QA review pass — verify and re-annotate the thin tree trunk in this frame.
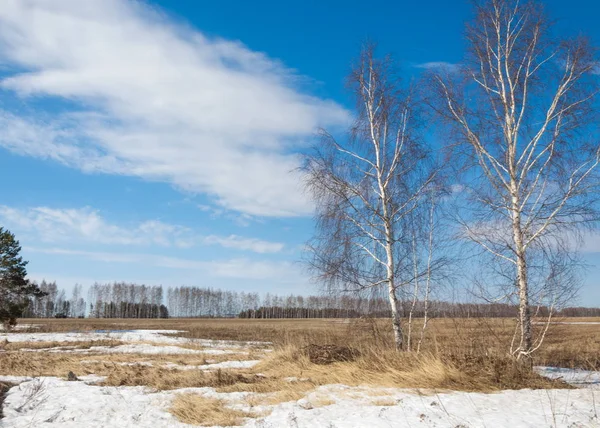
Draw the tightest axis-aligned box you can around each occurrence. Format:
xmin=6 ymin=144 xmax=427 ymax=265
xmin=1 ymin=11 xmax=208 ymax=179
xmin=511 ymin=197 xmax=532 ymax=359
xmin=388 ymin=280 xmax=403 ymax=350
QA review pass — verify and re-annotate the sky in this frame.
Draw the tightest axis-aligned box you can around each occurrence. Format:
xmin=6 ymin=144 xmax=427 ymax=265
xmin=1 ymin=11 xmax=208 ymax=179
xmin=0 ymin=0 xmax=598 ymax=305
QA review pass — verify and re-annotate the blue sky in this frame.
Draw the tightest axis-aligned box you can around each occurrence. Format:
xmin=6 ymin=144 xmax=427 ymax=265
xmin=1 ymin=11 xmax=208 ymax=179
xmin=0 ymin=0 xmax=598 ymax=304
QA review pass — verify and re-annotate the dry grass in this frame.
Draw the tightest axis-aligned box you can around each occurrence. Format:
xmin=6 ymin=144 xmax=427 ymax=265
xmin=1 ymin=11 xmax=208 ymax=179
xmin=101 ymin=366 xmax=260 ymax=390
xmin=228 ymin=378 xmax=317 ymax=405
xmin=370 ymin=397 xmax=397 ymax=406
xmin=15 ymin=316 xmax=600 ymax=370
xmin=170 ymin=393 xmax=254 ymax=426
xmin=0 ymin=350 xmax=256 ymax=382
xmin=302 ymin=394 xmax=336 ymax=409
xmin=1 ymin=316 xmax=596 ymax=427
xmin=0 ymin=339 xmax=123 ymax=352
xmin=250 ymin=345 xmax=564 ymax=393
xmin=5 ymin=316 xmax=598 ymax=393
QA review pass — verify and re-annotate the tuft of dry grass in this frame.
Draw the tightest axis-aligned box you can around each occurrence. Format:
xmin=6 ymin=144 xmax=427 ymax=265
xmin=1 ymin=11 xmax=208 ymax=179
xmin=170 ymin=393 xmax=254 ymax=426
xmin=301 ymin=394 xmax=336 ymax=409
xmin=0 ymin=353 xmax=93 ymax=378
xmin=0 ymin=351 xmax=259 ymax=386
xmin=101 ymin=366 xmax=260 ymax=390
xmin=235 ymin=379 xmax=316 ymax=406
xmin=249 ymin=344 xmax=568 ymax=392
xmin=370 ymin=397 xmax=397 ymax=406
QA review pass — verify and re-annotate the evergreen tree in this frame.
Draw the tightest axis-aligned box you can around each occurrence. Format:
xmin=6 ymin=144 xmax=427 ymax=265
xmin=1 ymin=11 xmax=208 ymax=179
xmin=0 ymin=228 xmax=44 ymax=327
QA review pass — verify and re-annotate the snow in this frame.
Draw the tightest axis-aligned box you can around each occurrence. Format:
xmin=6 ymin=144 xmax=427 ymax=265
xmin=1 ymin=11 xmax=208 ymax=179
xmin=20 ymin=343 xmax=234 ymax=355
xmin=0 ymin=376 xmax=34 ymax=384
xmin=244 ymin=384 xmax=600 ymax=427
xmin=2 ymin=329 xmax=262 ymax=356
xmin=1 ymin=377 xmax=190 ymax=428
xmin=161 ymin=360 xmax=261 ymax=371
xmin=76 ymin=374 xmax=107 ymax=384
xmin=0 ymin=324 xmax=39 ymax=331
xmin=0 ymin=329 xmax=269 ymax=349
xmin=534 ymin=321 xmax=600 ymax=325
xmin=2 ymin=379 xmax=598 ymax=428
xmin=0 ymin=329 xmax=181 ymax=344
xmin=536 ymin=366 xmax=600 ymax=389
xmin=75 ymin=359 xmax=260 ymax=371
xmin=3 ymin=328 xmax=599 ymax=427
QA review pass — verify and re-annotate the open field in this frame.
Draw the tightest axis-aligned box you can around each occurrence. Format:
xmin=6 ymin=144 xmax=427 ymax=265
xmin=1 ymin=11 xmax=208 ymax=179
xmin=9 ymin=316 xmax=600 ymax=369
xmin=1 ymin=317 xmax=599 ymax=427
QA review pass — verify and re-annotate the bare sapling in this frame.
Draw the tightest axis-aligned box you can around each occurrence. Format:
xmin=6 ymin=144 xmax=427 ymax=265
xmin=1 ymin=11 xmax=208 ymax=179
xmin=303 ymin=45 xmax=441 ymax=350
xmin=432 ymin=0 xmax=600 ymax=360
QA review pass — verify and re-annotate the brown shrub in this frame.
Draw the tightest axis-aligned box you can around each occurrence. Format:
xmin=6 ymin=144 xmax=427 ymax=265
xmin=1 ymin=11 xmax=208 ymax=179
xmin=303 ymin=344 xmax=359 ymax=365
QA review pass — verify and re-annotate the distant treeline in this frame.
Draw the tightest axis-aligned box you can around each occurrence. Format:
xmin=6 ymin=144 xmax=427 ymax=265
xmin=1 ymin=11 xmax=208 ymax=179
xmin=20 ymin=281 xmax=600 ymax=319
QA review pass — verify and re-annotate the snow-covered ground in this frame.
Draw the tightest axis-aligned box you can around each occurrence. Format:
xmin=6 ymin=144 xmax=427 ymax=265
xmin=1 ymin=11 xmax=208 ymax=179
xmin=0 ymin=329 xmax=269 ymax=348
xmin=19 ymin=343 xmax=240 ymax=355
xmin=536 ymin=366 xmax=600 ymax=389
xmin=1 ymin=378 xmax=598 ymax=428
xmin=1 ymin=328 xmax=599 ymax=427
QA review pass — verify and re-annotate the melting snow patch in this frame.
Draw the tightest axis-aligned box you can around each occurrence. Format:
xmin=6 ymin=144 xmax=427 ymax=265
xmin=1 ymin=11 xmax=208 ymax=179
xmin=161 ymin=360 xmax=261 ymax=371
xmin=0 ymin=329 xmax=186 ymax=345
xmin=0 ymin=329 xmax=270 ymax=349
xmin=243 ymin=384 xmax=599 ymax=428
xmin=1 ymin=377 xmax=189 ymax=428
xmin=0 ymin=375 xmax=34 ymax=384
xmin=535 ymin=366 xmax=600 ymax=389
xmin=2 ymin=380 xmax=599 ymax=427
xmin=77 ymin=374 xmax=107 ymax=384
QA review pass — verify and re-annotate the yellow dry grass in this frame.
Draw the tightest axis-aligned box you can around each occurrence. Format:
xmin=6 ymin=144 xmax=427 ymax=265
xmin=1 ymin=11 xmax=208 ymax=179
xmin=249 ymin=345 xmax=564 ymax=393
xmin=302 ymin=394 xmax=336 ymax=409
xmin=5 ymin=316 xmax=597 ymax=393
xmin=370 ymin=398 xmax=397 ymax=406
xmin=0 ymin=349 xmax=256 ymax=383
xmin=0 ymin=339 xmax=123 ymax=351
xmin=170 ymin=393 xmax=254 ymax=426
xmin=15 ymin=316 xmax=600 ymax=370
xmin=101 ymin=366 xmax=261 ymax=390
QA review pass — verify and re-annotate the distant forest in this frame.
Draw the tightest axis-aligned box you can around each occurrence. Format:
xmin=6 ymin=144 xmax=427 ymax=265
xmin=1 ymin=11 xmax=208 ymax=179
xmin=20 ymin=281 xmax=600 ymax=319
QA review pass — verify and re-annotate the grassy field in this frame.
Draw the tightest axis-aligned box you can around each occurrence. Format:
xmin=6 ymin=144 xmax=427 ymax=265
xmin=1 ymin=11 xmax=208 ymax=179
xmin=2 ymin=317 xmax=599 ymax=426
xmin=12 ymin=316 xmax=600 ymax=370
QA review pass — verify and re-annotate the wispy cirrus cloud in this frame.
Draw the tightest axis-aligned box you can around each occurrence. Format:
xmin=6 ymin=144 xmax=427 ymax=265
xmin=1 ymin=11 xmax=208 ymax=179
xmin=414 ymin=61 xmax=462 ymax=73
xmin=0 ymin=0 xmax=349 ymax=217
xmin=204 ymin=235 xmax=284 ymax=254
xmin=0 ymin=205 xmax=284 ymax=253
xmin=25 ymin=247 xmax=298 ymax=280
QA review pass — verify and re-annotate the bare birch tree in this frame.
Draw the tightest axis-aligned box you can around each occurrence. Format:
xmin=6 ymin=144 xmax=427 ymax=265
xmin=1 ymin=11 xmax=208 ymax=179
xmin=303 ymin=46 xmax=440 ymax=350
xmin=432 ymin=0 xmax=600 ymax=360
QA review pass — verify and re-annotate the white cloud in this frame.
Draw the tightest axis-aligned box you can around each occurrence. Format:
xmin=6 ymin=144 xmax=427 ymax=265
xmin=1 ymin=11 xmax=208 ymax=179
xmin=25 ymin=247 xmax=298 ymax=280
xmin=0 ymin=205 xmax=284 ymax=253
xmin=204 ymin=235 xmax=284 ymax=254
xmin=0 ymin=0 xmax=349 ymax=217
xmin=414 ymin=61 xmax=461 ymax=73
xmin=0 ymin=205 xmax=191 ymax=247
